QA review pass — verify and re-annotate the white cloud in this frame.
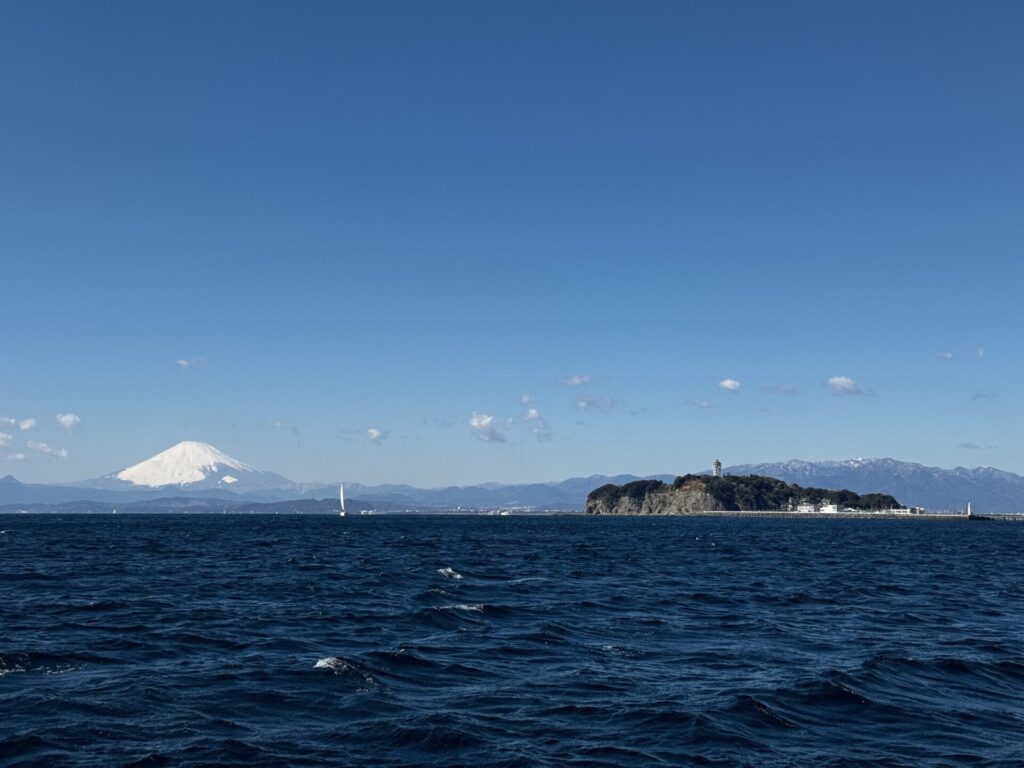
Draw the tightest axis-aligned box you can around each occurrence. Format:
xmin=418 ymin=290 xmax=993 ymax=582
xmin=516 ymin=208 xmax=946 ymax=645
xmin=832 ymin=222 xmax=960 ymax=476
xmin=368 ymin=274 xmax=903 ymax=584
xmin=520 ymin=394 xmax=535 ymax=405
xmin=688 ymin=399 xmax=716 ymax=409
xmin=28 ymin=441 xmax=68 ymax=458
xmin=976 ymin=347 xmax=985 ymax=359
xmin=718 ymin=379 xmax=741 ymax=392
xmin=0 ymin=432 xmax=11 ymax=447
xmin=56 ymin=413 xmax=81 ymax=431
xmin=560 ymin=374 xmax=592 ymax=387
xmin=6 ymin=452 xmax=26 ymax=461
xmin=0 ymin=417 xmax=15 ymax=427
xmin=469 ymin=412 xmax=506 ymax=443
xmin=827 ymin=376 xmax=867 ymax=397
xmin=175 ymin=358 xmax=206 ymax=368
xmin=523 ymin=408 xmax=552 ymax=441
xmin=18 ymin=418 xmax=35 ymax=431
xmin=574 ymin=395 xmax=615 ymax=413
xmin=938 ymin=351 xmax=953 ymax=361
xmin=366 ymin=428 xmax=389 ymax=445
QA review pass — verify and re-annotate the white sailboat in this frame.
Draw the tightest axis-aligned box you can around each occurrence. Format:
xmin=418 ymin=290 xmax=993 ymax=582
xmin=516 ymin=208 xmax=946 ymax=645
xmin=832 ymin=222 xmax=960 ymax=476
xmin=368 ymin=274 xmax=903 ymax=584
xmin=339 ymin=483 xmax=347 ymax=517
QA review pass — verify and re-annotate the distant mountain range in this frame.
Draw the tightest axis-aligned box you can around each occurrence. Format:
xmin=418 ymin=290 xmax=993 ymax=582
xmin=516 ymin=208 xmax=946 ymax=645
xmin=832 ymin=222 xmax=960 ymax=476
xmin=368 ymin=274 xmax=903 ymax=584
xmin=724 ymin=459 xmax=1024 ymax=512
xmin=0 ymin=441 xmax=669 ymax=511
xmin=1 ymin=441 xmax=1022 ymax=512
xmin=347 ymin=475 xmax=686 ymax=511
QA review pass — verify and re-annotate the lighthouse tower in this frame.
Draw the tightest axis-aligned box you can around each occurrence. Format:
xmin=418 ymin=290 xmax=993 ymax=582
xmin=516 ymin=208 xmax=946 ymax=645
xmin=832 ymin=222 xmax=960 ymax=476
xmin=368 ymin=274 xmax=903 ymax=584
xmin=713 ymin=459 xmax=722 ymax=478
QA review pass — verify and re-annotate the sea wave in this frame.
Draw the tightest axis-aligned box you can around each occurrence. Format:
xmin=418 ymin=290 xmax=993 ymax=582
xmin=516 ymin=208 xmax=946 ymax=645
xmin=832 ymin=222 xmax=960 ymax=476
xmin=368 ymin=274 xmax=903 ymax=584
xmin=2 ymin=513 xmax=1022 ymax=767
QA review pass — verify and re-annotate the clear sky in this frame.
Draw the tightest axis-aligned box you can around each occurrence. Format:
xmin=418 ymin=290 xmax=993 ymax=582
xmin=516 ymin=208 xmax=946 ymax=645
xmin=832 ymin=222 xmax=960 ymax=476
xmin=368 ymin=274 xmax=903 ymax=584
xmin=2 ymin=1 xmax=1022 ymax=486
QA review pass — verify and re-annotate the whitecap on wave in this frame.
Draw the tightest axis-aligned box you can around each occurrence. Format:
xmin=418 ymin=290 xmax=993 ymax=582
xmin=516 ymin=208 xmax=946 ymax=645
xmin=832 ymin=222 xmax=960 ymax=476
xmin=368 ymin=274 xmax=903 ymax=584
xmin=313 ymin=656 xmax=384 ymax=690
xmin=314 ymin=656 xmax=350 ymax=672
xmin=0 ymin=661 xmax=25 ymax=677
xmin=437 ymin=567 xmax=463 ymax=580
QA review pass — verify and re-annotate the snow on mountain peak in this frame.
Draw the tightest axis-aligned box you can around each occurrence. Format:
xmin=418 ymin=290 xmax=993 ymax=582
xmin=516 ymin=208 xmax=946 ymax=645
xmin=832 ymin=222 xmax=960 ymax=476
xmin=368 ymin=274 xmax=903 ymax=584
xmin=116 ymin=441 xmax=255 ymax=487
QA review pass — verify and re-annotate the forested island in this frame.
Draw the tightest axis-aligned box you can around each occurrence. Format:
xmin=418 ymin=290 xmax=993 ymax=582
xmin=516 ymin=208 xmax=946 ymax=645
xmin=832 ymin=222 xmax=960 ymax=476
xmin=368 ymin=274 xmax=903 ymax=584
xmin=587 ymin=474 xmax=902 ymax=516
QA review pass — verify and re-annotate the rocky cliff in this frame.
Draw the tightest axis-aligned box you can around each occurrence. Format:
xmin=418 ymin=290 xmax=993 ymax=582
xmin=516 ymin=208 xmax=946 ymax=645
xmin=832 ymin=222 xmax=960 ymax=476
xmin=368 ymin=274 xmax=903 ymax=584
xmin=587 ymin=480 xmax=723 ymax=515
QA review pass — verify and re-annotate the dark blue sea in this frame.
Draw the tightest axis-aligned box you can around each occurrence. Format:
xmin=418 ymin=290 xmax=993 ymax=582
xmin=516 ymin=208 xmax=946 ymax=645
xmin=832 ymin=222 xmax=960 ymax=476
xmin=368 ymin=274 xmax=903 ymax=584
xmin=2 ymin=515 xmax=1022 ymax=767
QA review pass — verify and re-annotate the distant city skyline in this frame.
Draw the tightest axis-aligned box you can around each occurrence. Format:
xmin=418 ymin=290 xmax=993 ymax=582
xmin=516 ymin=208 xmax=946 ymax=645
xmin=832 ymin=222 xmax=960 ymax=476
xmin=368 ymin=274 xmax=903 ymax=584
xmin=2 ymin=2 xmax=1021 ymax=485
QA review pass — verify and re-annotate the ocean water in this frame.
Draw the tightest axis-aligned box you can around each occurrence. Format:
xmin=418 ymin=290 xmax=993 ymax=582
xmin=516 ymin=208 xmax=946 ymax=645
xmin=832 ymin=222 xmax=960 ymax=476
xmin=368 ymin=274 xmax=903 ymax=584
xmin=1 ymin=514 xmax=1022 ymax=767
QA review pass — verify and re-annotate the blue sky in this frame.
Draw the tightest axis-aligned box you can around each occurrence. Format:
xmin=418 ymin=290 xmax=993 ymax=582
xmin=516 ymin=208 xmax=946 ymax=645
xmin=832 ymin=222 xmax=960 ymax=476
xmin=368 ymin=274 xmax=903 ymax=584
xmin=1 ymin=1 xmax=1022 ymax=486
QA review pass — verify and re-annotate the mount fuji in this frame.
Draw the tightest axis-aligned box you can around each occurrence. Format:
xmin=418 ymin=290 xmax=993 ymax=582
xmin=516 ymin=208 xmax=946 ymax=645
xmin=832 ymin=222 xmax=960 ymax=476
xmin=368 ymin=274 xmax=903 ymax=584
xmin=99 ymin=441 xmax=296 ymax=493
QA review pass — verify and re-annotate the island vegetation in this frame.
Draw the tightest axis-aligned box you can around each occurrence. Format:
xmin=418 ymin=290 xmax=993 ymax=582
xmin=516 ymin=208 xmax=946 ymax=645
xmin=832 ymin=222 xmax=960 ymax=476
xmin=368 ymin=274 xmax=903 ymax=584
xmin=587 ymin=474 xmax=901 ymax=515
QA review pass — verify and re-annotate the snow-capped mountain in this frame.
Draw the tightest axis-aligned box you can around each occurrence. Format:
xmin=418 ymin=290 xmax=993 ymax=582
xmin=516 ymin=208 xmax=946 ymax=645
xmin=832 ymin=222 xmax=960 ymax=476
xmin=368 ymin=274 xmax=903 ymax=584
xmin=725 ymin=458 xmax=1024 ymax=512
xmin=105 ymin=441 xmax=295 ymax=493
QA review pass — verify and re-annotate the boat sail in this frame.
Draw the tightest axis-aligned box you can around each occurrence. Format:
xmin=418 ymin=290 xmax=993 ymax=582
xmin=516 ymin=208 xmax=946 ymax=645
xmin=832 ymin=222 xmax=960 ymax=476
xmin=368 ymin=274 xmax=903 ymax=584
xmin=339 ymin=483 xmax=346 ymax=517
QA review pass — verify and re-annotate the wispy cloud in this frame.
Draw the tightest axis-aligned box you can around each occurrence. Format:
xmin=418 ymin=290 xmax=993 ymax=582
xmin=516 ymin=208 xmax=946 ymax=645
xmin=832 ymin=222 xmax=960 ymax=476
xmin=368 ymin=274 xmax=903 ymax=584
xmin=268 ymin=420 xmax=298 ymax=436
xmin=0 ymin=432 xmax=11 ymax=447
xmin=560 ymin=374 xmax=592 ymax=387
xmin=520 ymin=394 xmax=535 ymax=405
xmin=524 ymin=407 xmax=552 ymax=442
xmin=175 ymin=358 xmax=206 ymax=368
xmin=827 ymin=376 xmax=867 ymax=397
xmin=957 ymin=442 xmax=983 ymax=450
xmin=469 ymin=413 xmax=506 ymax=443
xmin=423 ymin=417 xmax=455 ymax=429
xmin=761 ymin=384 xmax=799 ymax=396
xmin=366 ymin=428 xmax=389 ymax=445
xmin=938 ymin=351 xmax=953 ymax=361
xmin=1 ymin=416 xmax=34 ymax=430
xmin=688 ymin=399 xmax=716 ymax=409
xmin=6 ymin=453 xmax=25 ymax=462
xmin=56 ymin=413 xmax=81 ymax=431
xmin=976 ymin=347 xmax=985 ymax=359
xmin=718 ymin=379 xmax=741 ymax=393
xmin=971 ymin=390 xmax=995 ymax=401
xmin=28 ymin=441 xmax=68 ymax=458
xmin=574 ymin=396 xmax=615 ymax=413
